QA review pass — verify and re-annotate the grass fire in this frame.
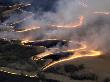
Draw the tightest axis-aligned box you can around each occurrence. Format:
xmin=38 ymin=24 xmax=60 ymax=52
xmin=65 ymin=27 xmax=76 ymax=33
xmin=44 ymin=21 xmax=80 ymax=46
xmin=0 ymin=0 xmax=110 ymax=82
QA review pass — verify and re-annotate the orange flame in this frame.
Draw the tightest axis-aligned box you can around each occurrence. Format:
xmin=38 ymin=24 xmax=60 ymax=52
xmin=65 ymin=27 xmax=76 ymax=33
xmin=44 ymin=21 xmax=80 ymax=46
xmin=51 ymin=16 xmax=84 ymax=28
xmin=16 ymin=24 xmax=40 ymax=32
xmin=33 ymin=42 xmax=102 ymax=70
xmin=32 ymin=50 xmax=53 ymax=61
xmin=16 ymin=15 xmax=84 ymax=32
xmin=21 ymin=40 xmax=33 ymax=44
xmin=42 ymin=50 xmax=101 ymax=70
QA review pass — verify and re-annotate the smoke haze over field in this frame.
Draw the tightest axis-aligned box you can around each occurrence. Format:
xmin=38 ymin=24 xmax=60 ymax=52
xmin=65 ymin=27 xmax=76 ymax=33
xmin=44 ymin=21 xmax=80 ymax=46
xmin=0 ymin=0 xmax=110 ymax=52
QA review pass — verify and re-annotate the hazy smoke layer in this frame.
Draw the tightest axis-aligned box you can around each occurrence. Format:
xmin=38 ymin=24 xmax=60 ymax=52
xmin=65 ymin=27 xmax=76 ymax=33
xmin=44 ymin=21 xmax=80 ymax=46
xmin=0 ymin=0 xmax=110 ymax=53
xmin=38 ymin=0 xmax=110 ymax=24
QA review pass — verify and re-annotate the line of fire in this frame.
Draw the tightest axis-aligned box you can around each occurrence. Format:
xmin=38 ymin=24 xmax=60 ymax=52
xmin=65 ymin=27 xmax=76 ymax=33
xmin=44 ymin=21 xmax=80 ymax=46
xmin=0 ymin=1 xmax=110 ymax=79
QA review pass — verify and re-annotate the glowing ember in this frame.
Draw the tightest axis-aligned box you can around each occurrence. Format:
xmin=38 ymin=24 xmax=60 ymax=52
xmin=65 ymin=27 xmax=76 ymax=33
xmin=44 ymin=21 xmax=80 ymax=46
xmin=51 ymin=16 xmax=84 ymax=28
xmin=21 ymin=40 xmax=34 ymax=44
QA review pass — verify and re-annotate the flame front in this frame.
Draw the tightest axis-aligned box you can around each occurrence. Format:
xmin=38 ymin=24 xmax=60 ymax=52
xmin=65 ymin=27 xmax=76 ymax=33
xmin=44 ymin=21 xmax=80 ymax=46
xmin=21 ymin=39 xmax=34 ymax=44
xmin=43 ymin=50 xmax=101 ymax=70
xmin=19 ymin=12 xmax=104 ymax=71
xmin=51 ymin=16 xmax=84 ymax=28
xmin=16 ymin=24 xmax=40 ymax=33
xmin=32 ymin=50 xmax=53 ymax=61
xmin=33 ymin=43 xmax=102 ymax=70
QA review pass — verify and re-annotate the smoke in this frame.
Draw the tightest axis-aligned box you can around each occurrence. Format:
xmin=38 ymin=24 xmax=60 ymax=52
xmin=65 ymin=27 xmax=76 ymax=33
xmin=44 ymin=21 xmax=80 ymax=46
xmin=84 ymin=18 xmax=110 ymax=53
xmin=40 ymin=0 xmax=110 ymax=53
xmin=37 ymin=0 xmax=87 ymax=24
xmin=0 ymin=0 xmax=110 ymax=53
